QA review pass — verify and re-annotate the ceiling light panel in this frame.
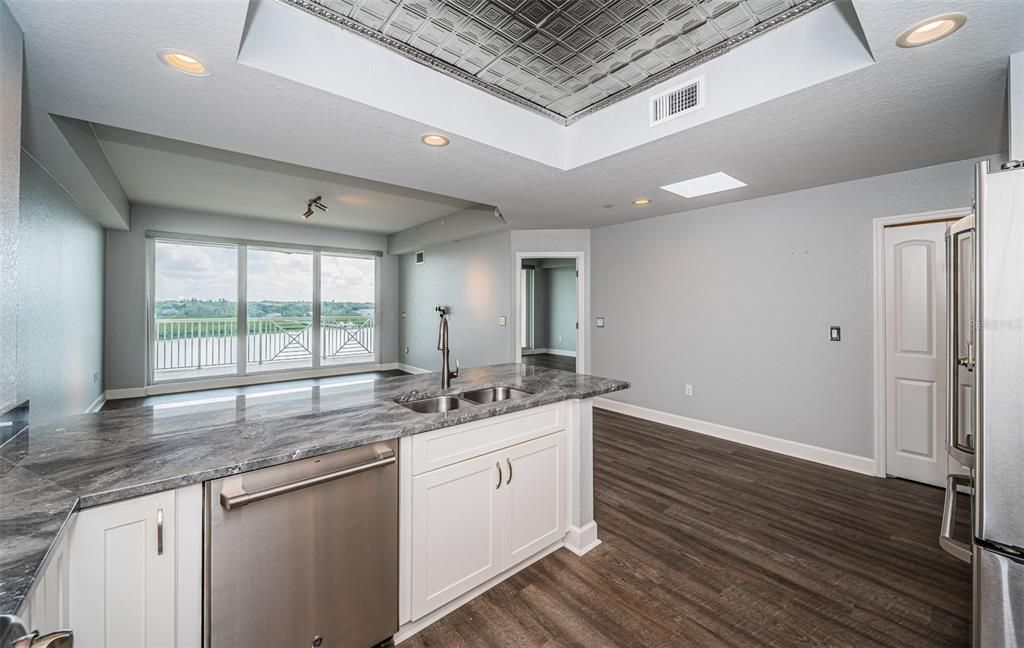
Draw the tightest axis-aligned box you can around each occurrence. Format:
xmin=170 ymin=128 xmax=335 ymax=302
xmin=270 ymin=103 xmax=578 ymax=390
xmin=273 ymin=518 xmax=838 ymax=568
xmin=660 ymin=172 xmax=746 ymax=197
xmin=284 ymin=0 xmax=832 ymax=123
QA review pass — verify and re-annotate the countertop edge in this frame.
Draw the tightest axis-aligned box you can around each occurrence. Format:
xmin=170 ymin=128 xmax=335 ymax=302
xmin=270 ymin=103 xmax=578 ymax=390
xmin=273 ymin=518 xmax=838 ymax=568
xmin=0 ymin=373 xmax=628 ymax=614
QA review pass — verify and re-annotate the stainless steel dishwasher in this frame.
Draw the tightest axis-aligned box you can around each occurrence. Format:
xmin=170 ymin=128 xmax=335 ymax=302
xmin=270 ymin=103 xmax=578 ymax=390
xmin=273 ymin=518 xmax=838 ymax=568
xmin=205 ymin=440 xmax=398 ymax=648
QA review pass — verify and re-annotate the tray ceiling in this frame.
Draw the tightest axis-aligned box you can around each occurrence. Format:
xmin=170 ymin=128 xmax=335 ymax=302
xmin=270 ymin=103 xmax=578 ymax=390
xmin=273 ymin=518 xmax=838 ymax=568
xmin=284 ymin=0 xmax=832 ymax=123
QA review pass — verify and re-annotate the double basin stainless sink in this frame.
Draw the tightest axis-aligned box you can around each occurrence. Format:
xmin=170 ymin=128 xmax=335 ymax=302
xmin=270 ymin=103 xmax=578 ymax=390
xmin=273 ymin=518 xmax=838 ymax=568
xmin=398 ymin=386 xmax=531 ymax=414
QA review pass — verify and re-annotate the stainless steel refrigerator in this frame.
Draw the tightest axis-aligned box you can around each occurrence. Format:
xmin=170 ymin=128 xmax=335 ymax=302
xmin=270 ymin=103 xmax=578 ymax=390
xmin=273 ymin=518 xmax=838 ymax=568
xmin=943 ymin=159 xmax=1024 ymax=647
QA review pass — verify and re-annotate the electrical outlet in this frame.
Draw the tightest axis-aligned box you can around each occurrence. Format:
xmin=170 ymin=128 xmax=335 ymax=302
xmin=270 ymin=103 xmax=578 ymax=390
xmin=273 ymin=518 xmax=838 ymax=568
xmin=596 ymin=317 xmax=606 ymax=328
xmin=558 ymin=336 xmax=562 ymax=343
xmin=685 ymin=384 xmax=693 ymax=397
xmin=404 ymin=346 xmax=409 ymax=354
xmin=498 ymin=316 xmax=507 ymax=326
xmin=93 ymin=371 xmax=100 ymax=384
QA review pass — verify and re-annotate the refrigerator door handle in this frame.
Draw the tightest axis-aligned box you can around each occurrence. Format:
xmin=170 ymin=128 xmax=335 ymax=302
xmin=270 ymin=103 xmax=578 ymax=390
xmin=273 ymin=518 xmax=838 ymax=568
xmin=940 ymin=473 xmax=973 ymax=564
xmin=945 ymin=220 xmax=976 ymax=468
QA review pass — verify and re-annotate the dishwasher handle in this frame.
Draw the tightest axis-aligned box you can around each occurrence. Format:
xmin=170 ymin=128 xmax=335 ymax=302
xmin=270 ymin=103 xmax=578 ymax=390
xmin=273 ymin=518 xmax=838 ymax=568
xmin=220 ymin=449 xmax=397 ymax=511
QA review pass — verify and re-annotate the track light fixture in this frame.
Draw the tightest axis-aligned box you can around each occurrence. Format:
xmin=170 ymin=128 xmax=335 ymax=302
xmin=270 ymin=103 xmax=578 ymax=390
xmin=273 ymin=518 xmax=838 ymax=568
xmin=302 ymin=195 xmax=328 ymax=220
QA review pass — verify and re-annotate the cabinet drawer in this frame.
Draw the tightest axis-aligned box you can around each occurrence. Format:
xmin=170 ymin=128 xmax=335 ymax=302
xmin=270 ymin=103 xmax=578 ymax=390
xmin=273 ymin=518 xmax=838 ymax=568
xmin=411 ymin=404 xmax=564 ymax=475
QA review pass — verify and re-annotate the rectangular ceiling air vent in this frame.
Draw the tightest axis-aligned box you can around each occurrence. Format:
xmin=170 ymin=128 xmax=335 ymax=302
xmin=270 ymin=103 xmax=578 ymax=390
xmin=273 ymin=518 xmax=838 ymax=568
xmin=415 ymin=251 xmax=425 ymax=264
xmin=650 ymin=76 xmax=704 ymax=127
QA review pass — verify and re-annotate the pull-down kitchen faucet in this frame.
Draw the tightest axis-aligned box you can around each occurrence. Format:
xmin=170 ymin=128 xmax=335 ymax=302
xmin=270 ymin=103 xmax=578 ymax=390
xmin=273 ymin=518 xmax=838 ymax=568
xmin=436 ymin=306 xmax=459 ymax=389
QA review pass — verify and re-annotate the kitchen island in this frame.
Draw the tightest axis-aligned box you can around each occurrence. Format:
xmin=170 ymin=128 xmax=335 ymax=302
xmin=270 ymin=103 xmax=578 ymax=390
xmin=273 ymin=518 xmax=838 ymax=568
xmin=0 ymin=364 xmax=627 ymax=644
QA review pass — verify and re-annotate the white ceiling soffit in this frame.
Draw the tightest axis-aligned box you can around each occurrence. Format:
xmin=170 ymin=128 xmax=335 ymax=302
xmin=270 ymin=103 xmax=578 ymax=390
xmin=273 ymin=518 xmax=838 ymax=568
xmin=92 ymin=123 xmax=478 ymax=233
xmin=238 ymin=0 xmax=872 ymax=170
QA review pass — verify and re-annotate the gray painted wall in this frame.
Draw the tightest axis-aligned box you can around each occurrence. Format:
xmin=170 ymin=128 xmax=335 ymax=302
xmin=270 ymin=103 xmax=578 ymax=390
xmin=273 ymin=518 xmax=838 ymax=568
xmin=399 ymin=230 xmax=513 ymax=372
xmin=17 ymin=152 xmax=105 ymax=423
xmin=0 ymin=0 xmax=22 ymax=410
xmin=544 ymin=265 xmax=577 ymax=353
xmin=592 ymin=156 xmax=989 ymax=459
xmin=524 ymin=260 xmax=576 ymax=353
xmin=105 ymin=205 xmax=398 ymax=390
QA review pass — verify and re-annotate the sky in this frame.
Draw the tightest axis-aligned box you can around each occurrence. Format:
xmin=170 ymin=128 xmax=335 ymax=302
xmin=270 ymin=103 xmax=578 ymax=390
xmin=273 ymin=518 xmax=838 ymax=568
xmin=154 ymin=241 xmax=375 ymax=302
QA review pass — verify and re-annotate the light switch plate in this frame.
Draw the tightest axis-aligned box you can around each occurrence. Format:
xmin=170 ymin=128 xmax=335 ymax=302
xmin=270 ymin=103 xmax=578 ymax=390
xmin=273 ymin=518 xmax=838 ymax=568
xmin=596 ymin=317 xmax=606 ymax=328
xmin=829 ymin=325 xmax=841 ymax=341
xmin=499 ymin=316 xmax=508 ymax=326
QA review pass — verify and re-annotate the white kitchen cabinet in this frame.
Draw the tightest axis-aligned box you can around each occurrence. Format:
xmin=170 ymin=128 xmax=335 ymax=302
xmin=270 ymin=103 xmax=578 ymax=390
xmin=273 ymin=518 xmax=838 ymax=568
xmin=68 ymin=485 xmax=202 ymax=648
xmin=502 ymin=432 xmax=567 ymax=568
xmin=410 ymin=451 xmax=503 ymax=620
xmin=409 ymin=430 xmax=567 ymax=621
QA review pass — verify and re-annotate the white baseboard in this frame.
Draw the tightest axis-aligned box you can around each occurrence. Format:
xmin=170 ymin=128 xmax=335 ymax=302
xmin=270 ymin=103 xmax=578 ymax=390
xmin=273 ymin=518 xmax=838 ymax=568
xmin=398 ymin=363 xmax=432 ymax=375
xmin=563 ymin=521 xmax=601 ymax=556
xmin=105 ymin=387 xmax=146 ymax=400
xmin=85 ymin=393 xmax=106 ymax=413
xmin=593 ymin=397 xmax=877 ymax=476
xmin=522 ymin=348 xmax=576 ymax=357
xmin=380 ymin=362 xmax=400 ymax=371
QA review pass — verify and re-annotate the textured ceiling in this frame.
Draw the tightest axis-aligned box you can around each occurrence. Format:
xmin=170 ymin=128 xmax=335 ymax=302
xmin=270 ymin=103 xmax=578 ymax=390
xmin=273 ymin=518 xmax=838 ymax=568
xmin=92 ymin=123 xmax=476 ymax=233
xmin=8 ymin=0 xmax=1024 ymax=232
xmin=285 ymin=0 xmax=830 ymax=122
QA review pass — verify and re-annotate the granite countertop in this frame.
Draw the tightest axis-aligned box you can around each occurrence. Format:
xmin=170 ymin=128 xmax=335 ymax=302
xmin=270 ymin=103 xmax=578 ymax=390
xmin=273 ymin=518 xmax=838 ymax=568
xmin=0 ymin=364 xmax=628 ymax=615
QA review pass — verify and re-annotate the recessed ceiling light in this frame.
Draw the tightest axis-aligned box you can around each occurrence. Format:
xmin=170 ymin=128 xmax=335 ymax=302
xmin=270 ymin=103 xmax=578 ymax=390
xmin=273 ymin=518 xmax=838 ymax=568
xmin=660 ymin=172 xmax=747 ymax=198
xmin=896 ymin=13 xmax=966 ymax=48
xmin=632 ymin=198 xmax=651 ymax=206
xmin=157 ymin=49 xmax=210 ymax=76
xmin=421 ymin=134 xmax=450 ymax=147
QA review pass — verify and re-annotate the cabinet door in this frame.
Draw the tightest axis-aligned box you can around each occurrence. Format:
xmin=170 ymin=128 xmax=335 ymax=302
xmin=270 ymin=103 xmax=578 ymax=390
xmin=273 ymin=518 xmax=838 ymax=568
xmin=69 ymin=490 xmax=176 ymax=648
xmin=410 ymin=452 xmax=502 ymax=620
xmin=502 ymin=432 xmax=567 ymax=569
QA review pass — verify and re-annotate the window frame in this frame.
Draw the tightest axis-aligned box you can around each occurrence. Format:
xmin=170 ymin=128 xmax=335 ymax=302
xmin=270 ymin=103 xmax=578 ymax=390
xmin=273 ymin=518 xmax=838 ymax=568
xmin=146 ymin=231 xmax=382 ymax=387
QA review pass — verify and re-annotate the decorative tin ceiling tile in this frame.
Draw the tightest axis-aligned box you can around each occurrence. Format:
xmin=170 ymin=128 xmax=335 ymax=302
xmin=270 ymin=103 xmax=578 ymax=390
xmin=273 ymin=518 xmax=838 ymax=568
xmin=520 ymin=0 xmax=557 ymax=25
xmin=285 ymin=0 xmax=832 ymax=123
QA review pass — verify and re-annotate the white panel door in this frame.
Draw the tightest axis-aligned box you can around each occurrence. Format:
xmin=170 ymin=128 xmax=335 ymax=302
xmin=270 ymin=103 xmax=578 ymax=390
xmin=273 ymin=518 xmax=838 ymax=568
xmin=410 ymin=452 xmax=502 ymax=620
xmin=69 ymin=490 xmax=177 ymax=648
xmin=884 ymin=222 xmax=949 ymax=486
xmin=501 ymin=433 xmax=567 ymax=569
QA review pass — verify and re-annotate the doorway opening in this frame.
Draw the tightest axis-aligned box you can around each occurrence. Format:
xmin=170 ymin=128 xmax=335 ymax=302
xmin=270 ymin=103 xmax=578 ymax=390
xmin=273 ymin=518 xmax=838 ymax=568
xmin=872 ymin=208 xmax=971 ymax=486
xmin=515 ymin=254 xmax=582 ymax=374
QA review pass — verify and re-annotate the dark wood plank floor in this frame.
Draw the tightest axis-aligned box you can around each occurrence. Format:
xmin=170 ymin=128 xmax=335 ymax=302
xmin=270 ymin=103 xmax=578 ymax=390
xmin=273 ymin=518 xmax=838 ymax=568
xmin=404 ymin=409 xmax=972 ymax=647
xmin=522 ymin=352 xmax=576 ymax=372
xmin=102 ymin=369 xmax=409 ymax=410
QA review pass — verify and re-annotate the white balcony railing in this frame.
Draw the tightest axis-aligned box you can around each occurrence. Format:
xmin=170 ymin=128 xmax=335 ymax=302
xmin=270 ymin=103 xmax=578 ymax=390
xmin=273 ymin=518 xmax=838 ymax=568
xmin=153 ymin=316 xmax=374 ymax=374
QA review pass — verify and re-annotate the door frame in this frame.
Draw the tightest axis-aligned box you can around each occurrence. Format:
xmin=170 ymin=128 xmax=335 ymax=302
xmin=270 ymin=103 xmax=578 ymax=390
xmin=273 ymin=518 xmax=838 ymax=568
xmin=872 ymin=207 xmax=972 ymax=478
xmin=514 ymin=252 xmax=585 ymax=374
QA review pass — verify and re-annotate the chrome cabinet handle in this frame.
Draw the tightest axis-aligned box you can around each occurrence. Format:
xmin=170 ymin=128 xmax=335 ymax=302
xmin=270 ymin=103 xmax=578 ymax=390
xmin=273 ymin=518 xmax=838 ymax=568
xmin=221 ymin=449 xmax=396 ymax=510
xmin=939 ymin=474 xmax=972 ymax=564
xmin=156 ymin=508 xmax=164 ymax=556
xmin=506 ymin=458 xmax=512 ymax=485
xmin=495 ymin=462 xmax=502 ymax=489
